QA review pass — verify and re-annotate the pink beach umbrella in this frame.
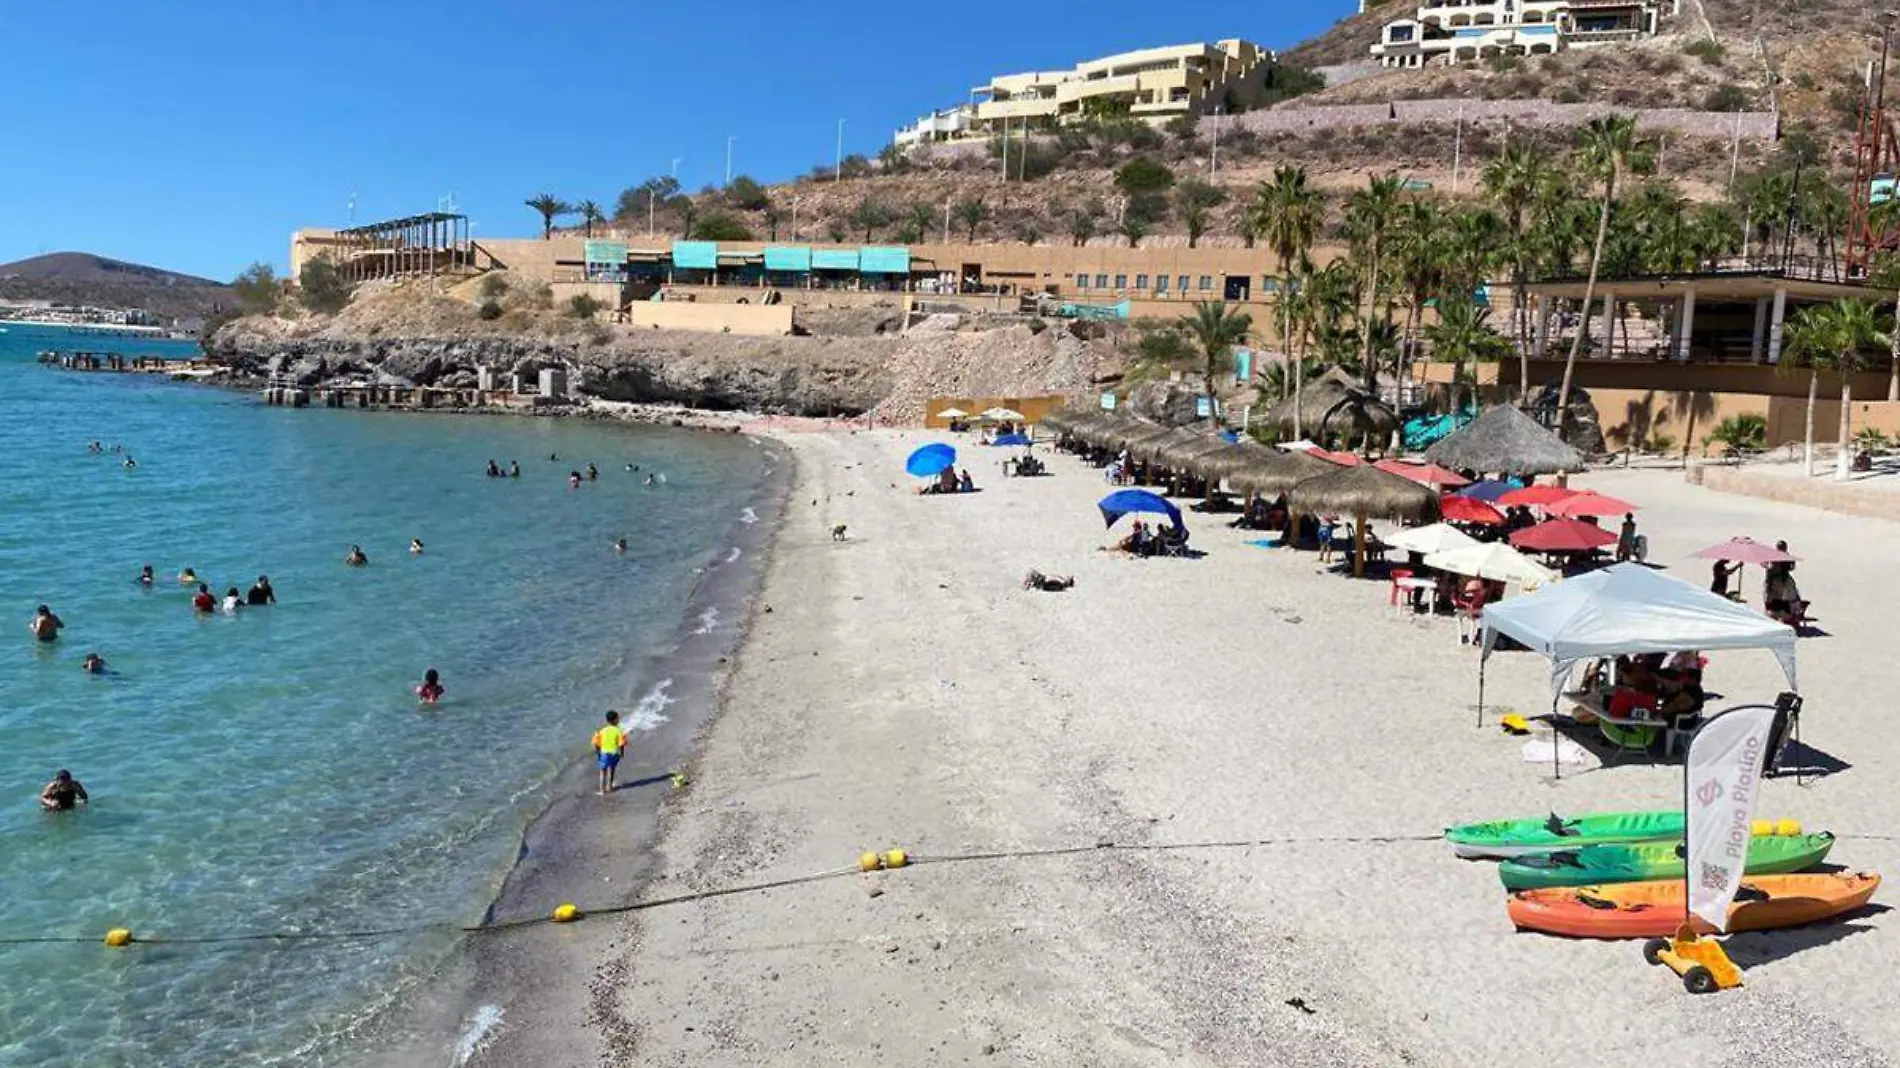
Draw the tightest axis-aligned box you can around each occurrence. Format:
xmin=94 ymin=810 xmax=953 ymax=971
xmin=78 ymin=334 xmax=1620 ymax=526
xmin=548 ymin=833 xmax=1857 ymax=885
xmin=1546 ymin=490 xmax=1639 ymax=518
xmin=1690 ymin=536 xmax=1798 ymax=566
xmin=1496 ymin=484 xmax=1575 ymax=509
xmin=1375 ymin=459 xmax=1472 ymax=489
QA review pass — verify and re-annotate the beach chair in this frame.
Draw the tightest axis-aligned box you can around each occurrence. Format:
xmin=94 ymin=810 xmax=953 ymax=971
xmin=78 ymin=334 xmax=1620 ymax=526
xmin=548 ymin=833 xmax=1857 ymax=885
xmin=1387 ymin=569 xmax=1414 ymax=618
xmin=1452 ymin=585 xmax=1487 ymax=646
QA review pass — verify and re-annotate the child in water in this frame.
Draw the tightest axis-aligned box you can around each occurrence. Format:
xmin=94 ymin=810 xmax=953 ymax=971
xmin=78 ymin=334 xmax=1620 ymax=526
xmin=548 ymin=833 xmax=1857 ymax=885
xmin=409 ymin=539 xmax=425 ymax=555
xmin=179 ymin=567 xmax=198 ymax=585
xmin=82 ymin=652 xmax=106 ymax=674
xmin=569 ymin=471 xmax=583 ymax=489
xmin=221 ymin=587 xmax=243 ymax=614
xmin=138 ymin=565 xmax=154 ymax=586
xmin=416 ymin=668 xmax=445 ymax=705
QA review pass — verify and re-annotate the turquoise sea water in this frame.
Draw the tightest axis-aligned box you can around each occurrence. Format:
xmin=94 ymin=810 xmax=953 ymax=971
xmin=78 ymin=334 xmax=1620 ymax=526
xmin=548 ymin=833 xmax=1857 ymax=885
xmin=0 ymin=326 xmax=772 ymax=1065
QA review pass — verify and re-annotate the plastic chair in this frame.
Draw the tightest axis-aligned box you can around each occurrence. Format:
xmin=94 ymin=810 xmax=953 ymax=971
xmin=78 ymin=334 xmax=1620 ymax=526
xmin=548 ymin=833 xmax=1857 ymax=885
xmin=1453 ymin=585 xmax=1488 ymax=645
xmin=1387 ymin=569 xmax=1415 ymax=617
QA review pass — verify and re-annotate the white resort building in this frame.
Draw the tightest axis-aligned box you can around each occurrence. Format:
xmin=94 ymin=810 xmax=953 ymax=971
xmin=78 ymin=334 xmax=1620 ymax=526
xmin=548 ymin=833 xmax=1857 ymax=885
xmin=894 ymin=106 xmax=976 ymax=150
xmin=1370 ymin=0 xmax=1669 ymax=68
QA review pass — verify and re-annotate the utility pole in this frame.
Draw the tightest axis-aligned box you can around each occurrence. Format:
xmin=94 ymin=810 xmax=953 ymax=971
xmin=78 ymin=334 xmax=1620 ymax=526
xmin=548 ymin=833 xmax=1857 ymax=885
xmin=1210 ymin=107 xmax=1221 ymax=178
xmin=1000 ymin=116 xmax=1010 ymax=181
xmin=836 ymin=119 xmax=846 ymax=182
xmin=725 ymin=136 xmax=737 ymax=186
xmin=1728 ymin=110 xmax=1743 ymax=196
xmin=1450 ymin=106 xmax=1465 ymax=196
xmin=943 ymin=201 xmax=951 ymax=244
xmin=792 ymin=196 xmax=801 ymax=239
xmin=347 ymin=191 xmax=356 ymax=225
xmin=648 ymin=189 xmax=656 ymax=237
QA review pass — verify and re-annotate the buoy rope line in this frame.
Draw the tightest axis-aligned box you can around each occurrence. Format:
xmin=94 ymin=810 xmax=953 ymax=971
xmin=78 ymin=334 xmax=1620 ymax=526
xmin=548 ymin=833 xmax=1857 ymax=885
xmin=5 ymin=830 xmax=1889 ymax=950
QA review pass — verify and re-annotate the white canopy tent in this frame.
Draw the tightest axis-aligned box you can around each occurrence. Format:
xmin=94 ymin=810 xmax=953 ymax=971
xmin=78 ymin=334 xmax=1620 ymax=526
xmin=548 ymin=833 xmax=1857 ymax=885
xmin=1477 ymin=564 xmax=1800 ymax=776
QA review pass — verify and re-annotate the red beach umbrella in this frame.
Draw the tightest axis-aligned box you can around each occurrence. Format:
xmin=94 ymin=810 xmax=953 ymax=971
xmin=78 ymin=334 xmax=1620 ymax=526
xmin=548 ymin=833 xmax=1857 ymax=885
xmin=1690 ymin=537 xmax=1798 ymax=566
xmin=1310 ymin=449 xmax=1365 ymax=466
xmin=1547 ymin=491 xmax=1639 ymax=518
xmin=1510 ymin=518 xmax=1618 ymax=553
xmin=1497 ymin=484 xmax=1575 ymax=508
xmin=1439 ymin=494 xmax=1506 ymax=526
xmin=1375 ymin=459 xmax=1472 ymax=488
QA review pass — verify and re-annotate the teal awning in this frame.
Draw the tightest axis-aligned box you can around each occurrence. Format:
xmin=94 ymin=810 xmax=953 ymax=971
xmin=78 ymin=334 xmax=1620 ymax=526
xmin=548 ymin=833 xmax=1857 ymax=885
xmin=859 ymin=246 xmax=911 ymax=274
xmin=812 ymin=249 xmax=859 ymax=270
xmin=671 ymin=241 xmax=718 ymax=270
xmin=764 ymin=246 xmax=812 ymax=271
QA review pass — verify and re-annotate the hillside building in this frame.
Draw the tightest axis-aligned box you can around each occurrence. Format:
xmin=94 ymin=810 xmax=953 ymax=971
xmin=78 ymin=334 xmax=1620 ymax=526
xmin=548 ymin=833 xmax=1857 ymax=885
xmin=1371 ymin=0 xmax=1668 ymax=68
xmin=894 ymin=39 xmax=1269 ymax=150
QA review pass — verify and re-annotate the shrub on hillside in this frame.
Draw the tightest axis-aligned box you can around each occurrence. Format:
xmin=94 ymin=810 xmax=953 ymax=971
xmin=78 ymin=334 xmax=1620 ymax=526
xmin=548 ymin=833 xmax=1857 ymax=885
xmin=1683 ymin=38 xmax=1725 ymax=65
xmin=477 ymin=300 xmax=503 ymax=321
xmin=567 ymin=294 xmax=604 ymax=320
xmin=298 ymin=258 xmax=352 ymax=315
xmin=691 ymin=211 xmax=755 ymax=241
xmin=724 ymin=175 xmax=771 ymax=211
xmin=477 ymin=273 xmax=509 ymax=299
xmin=1115 ymin=156 xmax=1175 ymax=196
xmin=231 ymin=262 xmax=280 ymax=313
xmin=1705 ymin=84 xmax=1753 ymax=112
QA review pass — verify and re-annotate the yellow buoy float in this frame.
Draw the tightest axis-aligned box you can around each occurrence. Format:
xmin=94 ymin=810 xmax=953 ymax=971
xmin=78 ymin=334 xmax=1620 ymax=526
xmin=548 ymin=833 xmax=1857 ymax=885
xmin=551 ymin=903 xmax=582 ymax=923
xmin=104 ymin=928 xmax=133 ymax=948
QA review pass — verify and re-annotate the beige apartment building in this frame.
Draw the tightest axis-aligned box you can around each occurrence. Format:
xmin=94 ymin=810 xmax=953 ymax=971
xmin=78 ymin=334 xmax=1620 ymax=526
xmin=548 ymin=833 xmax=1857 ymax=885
xmin=895 ymin=39 xmax=1267 ymax=145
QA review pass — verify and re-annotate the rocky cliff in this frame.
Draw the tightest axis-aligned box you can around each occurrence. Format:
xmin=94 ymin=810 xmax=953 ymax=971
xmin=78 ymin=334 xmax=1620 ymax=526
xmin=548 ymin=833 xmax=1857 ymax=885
xmin=206 ymin=281 xmax=1124 ymax=422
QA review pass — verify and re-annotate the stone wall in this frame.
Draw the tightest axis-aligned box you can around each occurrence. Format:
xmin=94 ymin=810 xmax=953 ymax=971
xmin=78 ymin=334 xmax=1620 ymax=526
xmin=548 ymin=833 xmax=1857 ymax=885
xmin=1693 ymin=464 xmax=1900 ymax=522
xmin=1229 ymin=99 xmax=1777 ymax=141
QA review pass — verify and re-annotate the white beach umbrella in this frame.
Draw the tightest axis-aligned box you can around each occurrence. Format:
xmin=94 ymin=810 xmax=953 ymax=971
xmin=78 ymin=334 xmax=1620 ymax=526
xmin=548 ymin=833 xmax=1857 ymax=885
xmin=1424 ymin=541 xmax=1557 ymax=590
xmin=979 ymin=406 xmax=1026 ymax=421
xmin=1383 ymin=522 xmax=1480 ymax=557
xmin=935 ymin=407 xmax=970 ymax=419
xmin=1278 ymin=439 xmax=1321 ymax=452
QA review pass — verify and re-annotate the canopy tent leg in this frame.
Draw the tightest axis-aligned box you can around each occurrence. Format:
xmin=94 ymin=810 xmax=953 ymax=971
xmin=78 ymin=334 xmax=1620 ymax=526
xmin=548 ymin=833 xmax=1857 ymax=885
xmin=1550 ymin=691 xmax=1563 ymax=781
xmin=1476 ymin=657 xmax=1487 ymax=728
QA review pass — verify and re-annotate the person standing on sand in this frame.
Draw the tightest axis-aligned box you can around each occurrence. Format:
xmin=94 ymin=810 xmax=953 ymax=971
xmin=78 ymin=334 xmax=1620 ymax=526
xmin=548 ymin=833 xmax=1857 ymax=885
xmin=29 ymin=605 xmax=64 ymax=643
xmin=1616 ymin=513 xmax=1638 ymax=562
xmin=592 ymin=710 xmax=627 ymax=794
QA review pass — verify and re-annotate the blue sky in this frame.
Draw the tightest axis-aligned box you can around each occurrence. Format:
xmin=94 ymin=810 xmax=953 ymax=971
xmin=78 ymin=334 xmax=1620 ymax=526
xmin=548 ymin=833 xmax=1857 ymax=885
xmin=0 ymin=1 xmax=1356 ymax=281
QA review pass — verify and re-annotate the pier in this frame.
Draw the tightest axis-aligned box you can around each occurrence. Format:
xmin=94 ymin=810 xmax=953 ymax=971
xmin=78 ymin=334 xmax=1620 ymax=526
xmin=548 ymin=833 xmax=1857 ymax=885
xmin=261 ymin=374 xmax=534 ymax=411
xmin=38 ymin=350 xmax=213 ymax=374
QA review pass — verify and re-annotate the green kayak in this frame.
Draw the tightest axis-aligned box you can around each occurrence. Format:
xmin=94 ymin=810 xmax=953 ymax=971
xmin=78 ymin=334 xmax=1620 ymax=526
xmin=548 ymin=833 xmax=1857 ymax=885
xmin=1497 ymin=832 xmax=1836 ymax=890
xmin=1446 ymin=811 xmax=1802 ymax=859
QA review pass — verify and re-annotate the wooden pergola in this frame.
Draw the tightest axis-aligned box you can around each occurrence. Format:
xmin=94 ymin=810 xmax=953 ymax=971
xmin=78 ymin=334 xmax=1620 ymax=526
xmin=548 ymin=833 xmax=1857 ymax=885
xmin=334 ymin=212 xmax=472 ymax=283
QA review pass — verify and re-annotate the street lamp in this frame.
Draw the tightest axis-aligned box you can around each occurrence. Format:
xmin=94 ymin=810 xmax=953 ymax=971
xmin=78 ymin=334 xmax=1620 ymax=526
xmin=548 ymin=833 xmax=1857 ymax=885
xmin=726 ymin=136 xmax=737 ymax=186
xmin=836 ymin=119 xmax=846 ymax=182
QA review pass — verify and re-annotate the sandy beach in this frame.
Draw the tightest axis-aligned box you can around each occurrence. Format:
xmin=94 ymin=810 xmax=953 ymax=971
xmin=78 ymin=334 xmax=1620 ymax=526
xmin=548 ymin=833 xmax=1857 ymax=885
xmin=475 ymin=430 xmax=1900 ymax=1068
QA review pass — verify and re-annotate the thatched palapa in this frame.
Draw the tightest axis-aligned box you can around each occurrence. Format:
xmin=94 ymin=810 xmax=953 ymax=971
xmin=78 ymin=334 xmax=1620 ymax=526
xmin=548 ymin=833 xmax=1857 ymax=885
xmin=1262 ymin=369 xmax=1399 ymax=447
xmin=1288 ymin=463 xmax=1442 ymax=577
xmin=1226 ymin=449 xmax=1340 ymax=498
xmin=1423 ymin=404 xmax=1583 ymax=477
xmin=1185 ymin=441 xmax=1276 ymax=483
xmin=1152 ymin=430 xmax=1232 ymax=469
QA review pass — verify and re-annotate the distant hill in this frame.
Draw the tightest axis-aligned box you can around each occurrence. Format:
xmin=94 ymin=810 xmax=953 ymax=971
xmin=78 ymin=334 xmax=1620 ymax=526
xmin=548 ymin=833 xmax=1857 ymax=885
xmin=0 ymin=252 xmax=233 ymax=326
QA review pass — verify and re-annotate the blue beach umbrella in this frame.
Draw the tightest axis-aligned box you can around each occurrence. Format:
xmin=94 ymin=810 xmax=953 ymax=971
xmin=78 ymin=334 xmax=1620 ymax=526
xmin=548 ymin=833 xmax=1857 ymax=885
xmin=992 ymin=432 xmax=1031 ymax=447
xmin=1097 ymin=489 xmax=1184 ymax=532
xmin=906 ymin=442 xmax=958 ymax=478
xmin=1457 ymin=478 xmax=1523 ymax=503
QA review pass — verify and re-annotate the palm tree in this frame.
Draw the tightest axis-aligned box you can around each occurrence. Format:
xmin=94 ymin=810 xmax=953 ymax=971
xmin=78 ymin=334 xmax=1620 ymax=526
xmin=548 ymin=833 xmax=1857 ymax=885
xmin=1250 ymin=166 xmax=1325 ymax=437
xmin=1876 ymin=199 xmax=1900 ymax=400
xmin=1392 ymin=201 xmax=1446 ymax=384
xmin=1344 ymin=172 xmax=1406 ymax=394
xmin=1481 ymin=140 xmax=1547 ymax=386
xmin=1184 ymin=302 xmax=1253 ymax=414
xmin=576 ymin=200 xmax=606 ymax=239
xmin=1777 ymin=312 xmax=1829 ymax=478
xmin=1426 ymin=299 xmax=1511 ymax=411
xmin=525 ymin=194 xmax=573 ymax=240
xmin=1558 ymin=115 xmax=1652 ymax=421
xmin=1793 ymin=300 xmax=1889 ymax=480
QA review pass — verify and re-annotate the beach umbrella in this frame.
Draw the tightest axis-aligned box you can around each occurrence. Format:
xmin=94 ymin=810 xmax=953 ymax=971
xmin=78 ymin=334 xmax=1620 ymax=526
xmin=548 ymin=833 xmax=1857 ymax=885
xmin=1310 ymin=448 xmax=1365 ymax=466
xmin=1187 ymin=442 xmax=1276 ymax=483
xmin=1227 ymin=450 xmax=1341 ymax=498
xmin=979 ymin=406 xmax=1026 ymax=422
xmin=1424 ymin=541 xmax=1557 ymax=590
xmin=1288 ymin=465 xmax=1442 ymax=578
xmin=1374 ymin=459 xmax=1471 ymax=488
xmin=1279 ymin=439 xmax=1322 ymax=452
xmin=1423 ymin=403 xmax=1583 ymax=477
xmin=1261 ymin=368 xmax=1399 ymax=449
xmin=1154 ymin=432 xmax=1232 ymax=470
xmin=1098 ymin=489 xmax=1184 ymax=532
xmin=905 ymin=443 xmax=957 ymax=478
xmin=1456 ymin=478 xmax=1520 ymax=502
xmin=1510 ymin=518 xmax=1617 ymax=553
xmin=1690 ymin=537 xmax=1798 ymax=566
xmin=1497 ymin=484 xmax=1575 ymax=508
xmin=935 ymin=407 xmax=970 ymax=420
xmin=991 ymin=432 xmax=1031 ymax=447
xmin=1384 ymin=522 xmax=1481 ymax=557
xmin=1546 ymin=490 xmax=1638 ymax=518
xmin=1438 ymin=494 xmax=1507 ymax=526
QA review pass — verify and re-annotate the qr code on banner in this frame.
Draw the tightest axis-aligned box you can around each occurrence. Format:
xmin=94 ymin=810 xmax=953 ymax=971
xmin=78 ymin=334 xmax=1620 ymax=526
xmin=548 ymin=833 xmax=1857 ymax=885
xmin=1699 ymin=863 xmax=1731 ymax=892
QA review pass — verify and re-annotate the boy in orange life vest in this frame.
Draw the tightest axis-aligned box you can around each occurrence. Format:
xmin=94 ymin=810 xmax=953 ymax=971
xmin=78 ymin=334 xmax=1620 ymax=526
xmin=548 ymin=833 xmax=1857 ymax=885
xmin=592 ymin=710 xmax=627 ymax=794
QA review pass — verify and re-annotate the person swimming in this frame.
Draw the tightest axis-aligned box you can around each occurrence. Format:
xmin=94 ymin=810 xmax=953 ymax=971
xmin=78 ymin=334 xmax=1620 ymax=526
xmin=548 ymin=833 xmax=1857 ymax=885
xmin=81 ymin=652 xmax=106 ymax=674
xmin=191 ymin=584 xmax=215 ymax=613
xmin=416 ymin=668 xmax=444 ymax=704
xmin=613 ymin=537 xmax=628 ymax=554
xmin=122 ymin=456 xmax=137 ymax=469
xmin=548 ymin=452 xmax=559 ymax=462
xmin=569 ymin=471 xmax=583 ymax=489
xmin=39 ymin=770 xmax=88 ymax=811
xmin=625 ymin=462 xmax=637 ymax=472
xmin=409 ymin=538 xmax=425 ymax=555
xmin=345 ymin=545 xmax=368 ymax=566
xmin=644 ymin=473 xmax=656 ymax=486
xmin=221 ymin=587 xmax=243 ymax=614
xmin=246 ymin=574 xmax=276 ymax=606
xmin=508 ymin=461 xmax=520 ymax=478
xmin=486 ymin=459 xmax=501 ymax=478
xmin=179 ymin=568 xmax=198 ymax=585
xmin=29 ymin=605 xmax=63 ymax=643
xmin=138 ymin=565 xmax=154 ymax=586
xmin=585 ymin=463 xmax=598 ymax=481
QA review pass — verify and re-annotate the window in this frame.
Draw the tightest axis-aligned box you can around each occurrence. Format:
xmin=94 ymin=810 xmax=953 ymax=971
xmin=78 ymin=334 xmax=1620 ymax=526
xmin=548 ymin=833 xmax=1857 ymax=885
xmin=1178 ymin=274 xmax=1190 ymax=293
xmin=1198 ymin=275 xmax=1213 ymax=290
xmin=1135 ymin=274 xmax=1148 ymax=289
xmin=1076 ymin=274 xmax=1090 ymax=289
xmin=1389 ymin=24 xmax=1415 ymax=42
xmin=1114 ymin=274 xmax=1127 ymax=289
xmin=1095 ymin=273 xmax=1109 ymax=288
xmin=1156 ymin=274 xmax=1170 ymax=292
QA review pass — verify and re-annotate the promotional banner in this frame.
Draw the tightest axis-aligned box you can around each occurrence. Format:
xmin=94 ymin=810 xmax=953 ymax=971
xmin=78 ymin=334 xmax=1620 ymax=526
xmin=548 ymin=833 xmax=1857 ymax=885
xmin=1234 ymin=348 xmax=1253 ymax=384
xmin=1683 ymin=705 xmax=1779 ymax=930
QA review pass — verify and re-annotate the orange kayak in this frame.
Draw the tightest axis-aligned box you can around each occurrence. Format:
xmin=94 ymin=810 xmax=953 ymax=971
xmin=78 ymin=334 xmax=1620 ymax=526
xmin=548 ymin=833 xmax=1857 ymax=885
xmin=1508 ymin=872 xmax=1880 ymax=939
